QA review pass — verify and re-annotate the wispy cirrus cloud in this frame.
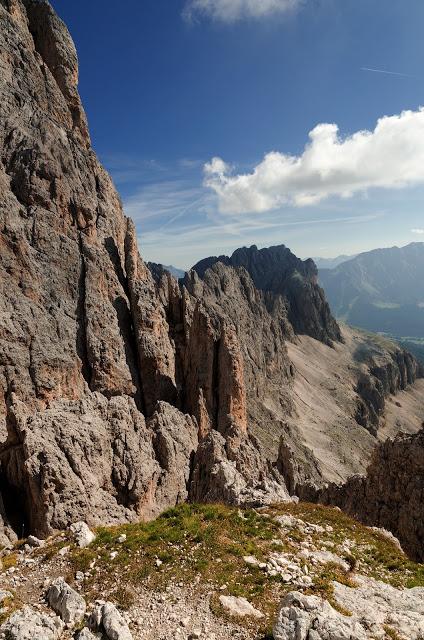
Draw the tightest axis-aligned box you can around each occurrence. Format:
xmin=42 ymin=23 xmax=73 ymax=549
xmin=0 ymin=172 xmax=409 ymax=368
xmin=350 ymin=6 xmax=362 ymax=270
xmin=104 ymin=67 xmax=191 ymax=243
xmin=204 ymin=108 xmax=424 ymax=214
xmin=123 ymin=179 xmax=209 ymax=226
xmin=137 ymin=204 xmax=385 ymax=268
xmin=112 ymin=155 xmax=406 ymax=269
xmin=411 ymin=228 xmax=424 ymax=234
xmin=183 ymin=0 xmax=302 ymax=23
xmin=360 ymin=67 xmax=414 ymax=79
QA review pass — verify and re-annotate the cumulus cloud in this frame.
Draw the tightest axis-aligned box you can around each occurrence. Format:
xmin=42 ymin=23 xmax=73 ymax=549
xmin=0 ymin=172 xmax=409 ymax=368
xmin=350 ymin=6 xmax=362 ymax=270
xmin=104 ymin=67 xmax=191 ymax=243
xmin=183 ymin=0 xmax=301 ymax=22
xmin=204 ymin=108 xmax=424 ymax=214
xmin=412 ymin=228 xmax=424 ymax=234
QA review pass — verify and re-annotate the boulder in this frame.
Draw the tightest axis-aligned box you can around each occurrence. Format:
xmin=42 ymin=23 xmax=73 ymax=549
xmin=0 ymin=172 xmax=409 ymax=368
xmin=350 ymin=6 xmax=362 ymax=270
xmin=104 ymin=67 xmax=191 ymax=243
xmin=88 ymin=601 xmax=133 ymax=640
xmin=102 ymin=603 xmax=133 ymax=640
xmin=334 ymin=575 xmax=424 ymax=640
xmin=70 ymin=522 xmax=96 ymax=548
xmin=0 ymin=606 xmax=64 ymax=640
xmin=273 ymin=592 xmax=367 ymax=640
xmin=219 ymin=595 xmax=264 ymax=619
xmin=47 ymin=577 xmax=86 ymax=625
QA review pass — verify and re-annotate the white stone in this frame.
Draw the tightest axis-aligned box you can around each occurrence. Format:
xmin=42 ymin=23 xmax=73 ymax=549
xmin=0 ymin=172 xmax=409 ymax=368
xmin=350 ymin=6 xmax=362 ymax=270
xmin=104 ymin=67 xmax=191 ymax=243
xmin=27 ymin=535 xmax=45 ymax=548
xmin=274 ymin=514 xmax=298 ymax=528
xmin=334 ymin=575 xmax=424 ymax=640
xmin=47 ymin=577 xmax=86 ymax=625
xmin=58 ymin=546 xmax=70 ymax=557
xmin=219 ymin=595 xmax=264 ymax=619
xmin=370 ymin=527 xmax=404 ymax=553
xmin=309 ymin=550 xmax=350 ymax=571
xmin=77 ymin=630 xmax=98 ymax=640
xmin=70 ymin=522 xmax=96 ymax=548
xmin=273 ymin=592 xmax=367 ymax=640
xmin=0 ymin=606 xmax=64 ymax=640
xmin=102 ymin=603 xmax=133 ymax=640
xmin=243 ymin=555 xmax=260 ymax=567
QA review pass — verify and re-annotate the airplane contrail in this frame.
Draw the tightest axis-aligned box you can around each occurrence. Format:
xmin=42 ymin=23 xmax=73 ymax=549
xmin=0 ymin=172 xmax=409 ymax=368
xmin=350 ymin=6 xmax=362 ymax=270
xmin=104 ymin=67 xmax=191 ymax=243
xmin=361 ymin=67 xmax=413 ymax=78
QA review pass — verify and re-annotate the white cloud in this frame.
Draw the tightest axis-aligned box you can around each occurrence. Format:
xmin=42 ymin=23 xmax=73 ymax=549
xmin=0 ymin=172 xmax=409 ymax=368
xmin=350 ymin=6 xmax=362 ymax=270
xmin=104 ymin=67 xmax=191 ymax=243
xmin=204 ymin=107 xmax=424 ymax=214
xmin=411 ymin=228 xmax=424 ymax=234
xmin=183 ymin=0 xmax=301 ymax=22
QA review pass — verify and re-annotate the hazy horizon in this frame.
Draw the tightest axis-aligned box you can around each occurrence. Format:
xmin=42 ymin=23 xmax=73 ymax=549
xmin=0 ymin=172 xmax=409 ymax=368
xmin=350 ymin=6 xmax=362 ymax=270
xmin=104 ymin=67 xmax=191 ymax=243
xmin=150 ymin=240 xmax=424 ymax=271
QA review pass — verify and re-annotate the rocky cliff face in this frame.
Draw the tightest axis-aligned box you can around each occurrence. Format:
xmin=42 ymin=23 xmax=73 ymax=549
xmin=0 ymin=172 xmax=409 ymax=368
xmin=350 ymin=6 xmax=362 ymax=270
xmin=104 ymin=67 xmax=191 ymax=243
xmin=317 ymin=429 xmax=424 ymax=562
xmin=0 ymin=0 xmax=206 ymax=541
xmin=193 ymin=244 xmax=342 ymax=346
xmin=0 ymin=0 xmax=290 ymax=541
xmin=1 ymin=0 xmax=423 ymax=547
xmin=355 ymin=348 xmax=423 ymax=435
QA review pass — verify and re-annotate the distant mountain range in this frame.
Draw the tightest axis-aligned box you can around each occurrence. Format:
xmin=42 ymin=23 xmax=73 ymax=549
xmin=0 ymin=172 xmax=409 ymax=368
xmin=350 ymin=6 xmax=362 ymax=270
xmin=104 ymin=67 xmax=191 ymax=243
xmin=166 ymin=265 xmax=186 ymax=278
xmin=148 ymin=263 xmax=186 ymax=279
xmin=312 ymin=254 xmax=356 ymax=270
xmin=319 ymin=243 xmax=424 ymax=359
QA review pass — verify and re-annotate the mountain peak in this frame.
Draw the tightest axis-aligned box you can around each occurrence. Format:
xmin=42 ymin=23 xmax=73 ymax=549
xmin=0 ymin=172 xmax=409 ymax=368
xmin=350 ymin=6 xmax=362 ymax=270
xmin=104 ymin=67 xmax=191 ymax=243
xmin=192 ymin=243 xmax=340 ymax=345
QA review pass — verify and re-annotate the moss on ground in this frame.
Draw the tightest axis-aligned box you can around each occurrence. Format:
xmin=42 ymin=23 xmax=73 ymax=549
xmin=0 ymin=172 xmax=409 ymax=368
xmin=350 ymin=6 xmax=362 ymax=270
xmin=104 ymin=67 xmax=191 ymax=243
xmin=0 ymin=591 xmax=20 ymax=626
xmin=271 ymin=502 xmax=424 ymax=589
xmin=7 ymin=501 xmax=420 ymax=638
xmin=1 ymin=554 xmax=17 ymax=572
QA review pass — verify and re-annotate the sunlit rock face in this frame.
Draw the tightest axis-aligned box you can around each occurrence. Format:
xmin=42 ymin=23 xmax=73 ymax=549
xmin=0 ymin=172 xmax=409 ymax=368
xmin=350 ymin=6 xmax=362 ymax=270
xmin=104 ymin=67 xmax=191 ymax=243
xmin=0 ymin=0 xmax=423 ymax=553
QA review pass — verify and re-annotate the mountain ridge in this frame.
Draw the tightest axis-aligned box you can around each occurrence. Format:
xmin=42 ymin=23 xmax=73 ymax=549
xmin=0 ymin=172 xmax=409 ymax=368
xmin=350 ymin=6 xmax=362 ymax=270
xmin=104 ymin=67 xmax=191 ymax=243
xmin=319 ymin=242 xmax=424 ymax=339
xmin=312 ymin=254 xmax=356 ymax=269
xmin=192 ymin=244 xmax=342 ymax=346
xmin=0 ymin=0 xmax=423 ymax=569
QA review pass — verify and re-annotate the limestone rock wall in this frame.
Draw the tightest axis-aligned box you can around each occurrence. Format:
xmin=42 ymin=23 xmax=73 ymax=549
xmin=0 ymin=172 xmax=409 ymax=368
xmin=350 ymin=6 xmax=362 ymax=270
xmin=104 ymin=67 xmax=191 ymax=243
xmin=318 ymin=430 xmax=424 ymax=561
xmin=192 ymin=244 xmax=341 ymax=346
xmin=1 ymin=0 xmax=423 ymax=543
xmin=355 ymin=349 xmax=424 ymax=434
xmin=0 ymin=0 xmax=290 ymax=538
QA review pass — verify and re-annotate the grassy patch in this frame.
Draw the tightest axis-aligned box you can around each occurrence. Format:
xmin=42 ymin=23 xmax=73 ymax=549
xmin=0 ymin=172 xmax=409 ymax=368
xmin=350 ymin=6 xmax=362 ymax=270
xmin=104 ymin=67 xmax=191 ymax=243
xmin=1 ymin=554 xmax=18 ymax=572
xmin=29 ymin=501 xmax=423 ymax=637
xmin=383 ymin=625 xmax=404 ymax=640
xmin=268 ymin=502 xmax=424 ymax=589
xmin=0 ymin=592 xmax=21 ymax=626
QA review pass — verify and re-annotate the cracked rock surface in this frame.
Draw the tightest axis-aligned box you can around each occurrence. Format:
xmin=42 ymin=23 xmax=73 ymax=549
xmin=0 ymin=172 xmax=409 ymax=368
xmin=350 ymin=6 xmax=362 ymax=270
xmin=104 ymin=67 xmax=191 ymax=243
xmin=0 ymin=0 xmax=424 ymax=565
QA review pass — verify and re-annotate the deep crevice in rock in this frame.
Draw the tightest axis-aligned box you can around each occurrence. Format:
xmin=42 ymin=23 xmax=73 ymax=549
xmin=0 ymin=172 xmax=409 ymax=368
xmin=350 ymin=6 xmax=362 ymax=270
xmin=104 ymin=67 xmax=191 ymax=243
xmin=0 ymin=470 xmax=30 ymax=538
xmin=112 ymin=295 xmax=143 ymax=411
xmin=104 ymin=237 xmax=130 ymax=299
xmin=212 ymin=338 xmax=221 ymax=428
xmin=76 ymin=233 xmax=93 ymax=389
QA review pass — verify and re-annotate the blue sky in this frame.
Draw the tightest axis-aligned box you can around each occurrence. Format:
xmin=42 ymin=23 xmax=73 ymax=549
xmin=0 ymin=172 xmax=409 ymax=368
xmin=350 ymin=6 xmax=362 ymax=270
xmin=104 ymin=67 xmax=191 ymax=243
xmin=51 ymin=0 xmax=424 ymax=269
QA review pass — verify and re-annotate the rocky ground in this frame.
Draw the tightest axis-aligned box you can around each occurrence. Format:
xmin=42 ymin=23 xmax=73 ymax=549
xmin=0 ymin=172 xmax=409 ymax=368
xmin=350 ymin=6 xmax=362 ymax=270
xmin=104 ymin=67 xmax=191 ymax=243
xmin=0 ymin=502 xmax=424 ymax=639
